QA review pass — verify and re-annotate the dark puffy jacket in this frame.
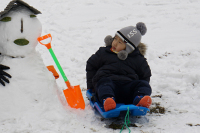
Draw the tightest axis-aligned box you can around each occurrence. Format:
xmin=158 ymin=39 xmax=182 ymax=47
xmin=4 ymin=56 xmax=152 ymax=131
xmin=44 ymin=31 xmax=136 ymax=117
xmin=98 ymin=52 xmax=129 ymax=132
xmin=86 ymin=46 xmax=151 ymax=89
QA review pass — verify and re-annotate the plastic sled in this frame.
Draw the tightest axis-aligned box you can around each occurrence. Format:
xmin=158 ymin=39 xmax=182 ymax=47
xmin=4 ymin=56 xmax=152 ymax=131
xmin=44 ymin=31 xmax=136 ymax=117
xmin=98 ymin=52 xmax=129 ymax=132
xmin=86 ymin=89 xmax=150 ymax=118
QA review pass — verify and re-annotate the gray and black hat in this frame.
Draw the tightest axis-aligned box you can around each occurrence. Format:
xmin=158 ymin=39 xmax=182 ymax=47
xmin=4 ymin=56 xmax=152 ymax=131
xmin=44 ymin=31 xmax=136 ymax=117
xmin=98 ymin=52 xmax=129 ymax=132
xmin=104 ymin=22 xmax=147 ymax=60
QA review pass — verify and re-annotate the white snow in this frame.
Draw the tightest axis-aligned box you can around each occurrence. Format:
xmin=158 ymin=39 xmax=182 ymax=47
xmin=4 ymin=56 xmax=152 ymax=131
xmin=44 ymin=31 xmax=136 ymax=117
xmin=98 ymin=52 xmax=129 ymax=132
xmin=0 ymin=0 xmax=200 ymax=133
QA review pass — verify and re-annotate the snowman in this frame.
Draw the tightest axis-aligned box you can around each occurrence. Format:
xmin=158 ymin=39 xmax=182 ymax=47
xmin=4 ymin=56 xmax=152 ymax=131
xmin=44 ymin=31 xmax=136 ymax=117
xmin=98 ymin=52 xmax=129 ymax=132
xmin=0 ymin=0 xmax=63 ymax=125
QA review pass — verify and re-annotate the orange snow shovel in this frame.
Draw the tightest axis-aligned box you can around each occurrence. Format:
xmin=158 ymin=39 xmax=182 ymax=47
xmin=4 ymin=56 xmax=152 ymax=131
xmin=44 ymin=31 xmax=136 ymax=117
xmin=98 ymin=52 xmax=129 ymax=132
xmin=38 ymin=34 xmax=85 ymax=109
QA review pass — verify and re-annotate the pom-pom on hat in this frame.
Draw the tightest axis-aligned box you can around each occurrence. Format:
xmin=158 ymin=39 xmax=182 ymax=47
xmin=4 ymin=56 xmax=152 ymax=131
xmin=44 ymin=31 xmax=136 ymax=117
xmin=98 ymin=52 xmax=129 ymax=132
xmin=104 ymin=22 xmax=147 ymax=60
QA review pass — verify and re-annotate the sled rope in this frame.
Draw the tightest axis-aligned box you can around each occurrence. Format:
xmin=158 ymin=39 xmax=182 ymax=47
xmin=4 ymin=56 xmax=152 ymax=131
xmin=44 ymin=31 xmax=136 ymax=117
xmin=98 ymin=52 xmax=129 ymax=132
xmin=120 ymin=107 xmax=131 ymax=133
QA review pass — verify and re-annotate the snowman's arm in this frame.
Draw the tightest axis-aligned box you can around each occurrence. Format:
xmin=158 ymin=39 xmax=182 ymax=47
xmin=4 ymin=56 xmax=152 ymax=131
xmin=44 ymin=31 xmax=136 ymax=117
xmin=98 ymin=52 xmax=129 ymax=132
xmin=0 ymin=64 xmax=12 ymax=86
xmin=46 ymin=65 xmax=59 ymax=79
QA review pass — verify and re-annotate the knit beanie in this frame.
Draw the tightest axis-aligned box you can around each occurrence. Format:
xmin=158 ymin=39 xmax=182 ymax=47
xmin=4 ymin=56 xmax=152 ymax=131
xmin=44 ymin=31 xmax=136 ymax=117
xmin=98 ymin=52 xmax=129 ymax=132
xmin=104 ymin=22 xmax=147 ymax=60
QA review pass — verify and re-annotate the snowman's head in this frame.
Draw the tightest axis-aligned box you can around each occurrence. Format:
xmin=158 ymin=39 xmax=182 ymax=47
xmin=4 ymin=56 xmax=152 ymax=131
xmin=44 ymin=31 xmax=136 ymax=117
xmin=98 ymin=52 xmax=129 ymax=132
xmin=0 ymin=4 xmax=42 ymax=57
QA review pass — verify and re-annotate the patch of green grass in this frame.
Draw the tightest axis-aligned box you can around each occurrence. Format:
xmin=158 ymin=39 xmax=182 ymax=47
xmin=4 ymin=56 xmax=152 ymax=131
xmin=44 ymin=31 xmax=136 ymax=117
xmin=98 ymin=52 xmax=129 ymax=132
xmin=186 ymin=123 xmax=200 ymax=127
xmin=151 ymin=94 xmax=162 ymax=98
xmin=108 ymin=122 xmax=138 ymax=130
xmin=150 ymin=102 xmax=166 ymax=114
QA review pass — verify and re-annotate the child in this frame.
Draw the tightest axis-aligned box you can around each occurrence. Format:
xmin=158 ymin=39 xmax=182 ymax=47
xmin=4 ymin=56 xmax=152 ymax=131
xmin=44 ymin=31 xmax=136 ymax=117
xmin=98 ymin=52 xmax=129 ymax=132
xmin=86 ymin=22 xmax=152 ymax=112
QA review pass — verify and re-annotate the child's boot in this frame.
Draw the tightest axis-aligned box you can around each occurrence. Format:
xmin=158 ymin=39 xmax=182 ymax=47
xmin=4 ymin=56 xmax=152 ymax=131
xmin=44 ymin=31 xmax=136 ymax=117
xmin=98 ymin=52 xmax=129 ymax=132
xmin=133 ymin=96 xmax=152 ymax=108
xmin=103 ymin=97 xmax=116 ymax=112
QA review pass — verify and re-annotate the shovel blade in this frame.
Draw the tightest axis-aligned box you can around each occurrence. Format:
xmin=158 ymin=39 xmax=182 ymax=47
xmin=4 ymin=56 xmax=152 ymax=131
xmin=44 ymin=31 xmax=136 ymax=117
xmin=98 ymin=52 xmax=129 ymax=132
xmin=63 ymin=85 xmax=85 ymax=109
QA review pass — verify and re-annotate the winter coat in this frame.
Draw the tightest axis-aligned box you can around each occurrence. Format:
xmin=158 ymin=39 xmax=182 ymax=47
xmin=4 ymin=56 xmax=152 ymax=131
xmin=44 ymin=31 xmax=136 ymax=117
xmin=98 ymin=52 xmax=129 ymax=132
xmin=86 ymin=46 xmax=151 ymax=90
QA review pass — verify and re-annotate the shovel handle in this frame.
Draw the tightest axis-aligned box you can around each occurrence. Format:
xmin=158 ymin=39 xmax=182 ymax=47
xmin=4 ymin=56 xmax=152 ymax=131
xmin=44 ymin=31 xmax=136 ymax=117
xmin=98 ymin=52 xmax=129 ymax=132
xmin=65 ymin=80 xmax=72 ymax=89
xmin=48 ymin=48 xmax=69 ymax=82
xmin=38 ymin=34 xmax=69 ymax=83
xmin=37 ymin=34 xmax=52 ymax=49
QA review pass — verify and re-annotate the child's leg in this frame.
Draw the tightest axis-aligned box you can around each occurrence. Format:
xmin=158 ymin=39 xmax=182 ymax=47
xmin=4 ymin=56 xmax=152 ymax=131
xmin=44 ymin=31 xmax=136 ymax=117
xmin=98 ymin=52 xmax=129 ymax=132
xmin=95 ymin=78 xmax=116 ymax=111
xmin=111 ymin=80 xmax=151 ymax=104
xmin=131 ymin=80 xmax=152 ymax=98
xmin=95 ymin=78 xmax=115 ymax=104
xmin=131 ymin=80 xmax=152 ymax=108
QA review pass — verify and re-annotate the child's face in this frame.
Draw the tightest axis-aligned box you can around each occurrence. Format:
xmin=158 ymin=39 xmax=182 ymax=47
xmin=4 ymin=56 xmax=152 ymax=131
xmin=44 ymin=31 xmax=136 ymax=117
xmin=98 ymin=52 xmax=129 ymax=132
xmin=112 ymin=35 xmax=126 ymax=52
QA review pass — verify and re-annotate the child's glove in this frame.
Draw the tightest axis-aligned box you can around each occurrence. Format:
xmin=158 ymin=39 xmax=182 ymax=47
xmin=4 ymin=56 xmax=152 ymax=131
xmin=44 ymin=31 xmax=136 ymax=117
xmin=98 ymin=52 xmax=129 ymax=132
xmin=0 ymin=64 xmax=11 ymax=86
xmin=46 ymin=65 xmax=59 ymax=79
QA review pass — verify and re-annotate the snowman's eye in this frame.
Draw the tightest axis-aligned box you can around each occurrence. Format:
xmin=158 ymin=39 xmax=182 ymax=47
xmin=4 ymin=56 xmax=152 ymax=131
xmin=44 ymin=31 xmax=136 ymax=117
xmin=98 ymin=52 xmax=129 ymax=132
xmin=30 ymin=15 xmax=37 ymax=18
xmin=0 ymin=17 xmax=11 ymax=22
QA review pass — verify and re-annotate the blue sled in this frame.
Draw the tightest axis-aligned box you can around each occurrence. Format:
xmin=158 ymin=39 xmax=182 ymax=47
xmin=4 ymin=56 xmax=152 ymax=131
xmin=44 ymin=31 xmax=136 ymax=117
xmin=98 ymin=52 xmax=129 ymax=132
xmin=86 ymin=89 xmax=150 ymax=118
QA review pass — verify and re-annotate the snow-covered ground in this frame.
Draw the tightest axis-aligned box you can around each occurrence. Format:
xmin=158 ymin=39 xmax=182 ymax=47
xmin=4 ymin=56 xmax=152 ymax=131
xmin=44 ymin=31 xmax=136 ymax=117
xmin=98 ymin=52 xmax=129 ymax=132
xmin=0 ymin=0 xmax=200 ymax=132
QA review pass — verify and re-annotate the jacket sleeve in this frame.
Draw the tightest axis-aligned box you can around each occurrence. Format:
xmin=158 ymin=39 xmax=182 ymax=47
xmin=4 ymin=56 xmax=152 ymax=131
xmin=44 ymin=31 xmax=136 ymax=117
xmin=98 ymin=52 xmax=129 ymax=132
xmin=86 ymin=48 xmax=103 ymax=89
xmin=137 ymin=58 xmax=152 ymax=83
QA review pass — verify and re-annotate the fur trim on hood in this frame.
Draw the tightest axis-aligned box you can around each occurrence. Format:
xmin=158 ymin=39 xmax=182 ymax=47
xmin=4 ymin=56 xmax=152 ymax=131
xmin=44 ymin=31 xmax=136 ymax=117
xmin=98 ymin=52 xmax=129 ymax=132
xmin=104 ymin=35 xmax=147 ymax=57
xmin=137 ymin=42 xmax=147 ymax=56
